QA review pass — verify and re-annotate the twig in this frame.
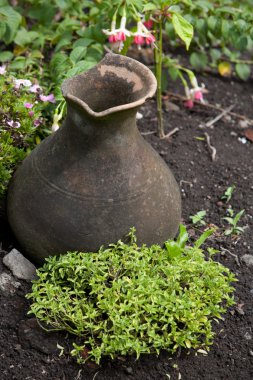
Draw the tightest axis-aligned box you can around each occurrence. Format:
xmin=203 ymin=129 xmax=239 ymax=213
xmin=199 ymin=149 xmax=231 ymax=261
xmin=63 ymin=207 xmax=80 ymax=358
xmin=141 ymin=131 xmax=156 ymax=135
xmin=205 ymin=104 xmax=235 ymax=127
xmin=221 ymin=247 xmax=241 ymax=266
xmin=204 ymin=132 xmax=216 ymax=161
xmin=180 ymin=180 xmax=193 ymax=187
xmin=92 ymin=371 xmax=101 ymax=380
xmin=161 ymin=127 xmax=179 ymax=139
xmin=167 ymin=92 xmax=253 ymax=126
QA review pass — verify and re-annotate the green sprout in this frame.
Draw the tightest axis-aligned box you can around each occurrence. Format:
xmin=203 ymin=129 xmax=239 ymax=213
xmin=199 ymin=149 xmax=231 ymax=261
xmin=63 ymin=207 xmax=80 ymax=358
xmin=221 ymin=185 xmax=235 ymax=203
xmin=189 ymin=210 xmax=206 ymax=226
xmin=223 ymin=208 xmax=245 ymax=236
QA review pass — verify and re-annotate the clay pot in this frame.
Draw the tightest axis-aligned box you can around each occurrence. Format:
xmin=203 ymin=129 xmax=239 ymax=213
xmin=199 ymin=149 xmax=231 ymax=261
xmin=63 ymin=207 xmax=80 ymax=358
xmin=7 ymin=53 xmax=181 ymax=264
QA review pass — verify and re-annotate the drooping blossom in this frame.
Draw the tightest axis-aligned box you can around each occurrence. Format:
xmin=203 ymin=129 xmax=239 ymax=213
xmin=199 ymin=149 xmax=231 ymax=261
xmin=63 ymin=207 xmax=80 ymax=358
xmin=0 ymin=65 xmax=6 ymax=75
xmin=40 ymin=94 xmax=56 ymax=103
xmin=189 ymin=76 xmax=205 ymax=103
xmin=28 ymin=111 xmax=34 ymax=117
xmin=51 ymin=113 xmax=62 ymax=132
xmin=133 ymin=21 xmax=156 ymax=48
xmin=103 ymin=19 xmax=119 ymax=44
xmin=103 ymin=15 xmax=131 ymax=51
xmin=14 ymin=79 xmax=32 ymax=89
xmin=30 ymin=84 xmax=42 ymax=93
xmin=184 ymin=86 xmax=194 ymax=109
xmin=24 ymin=102 xmax=34 ymax=109
xmin=7 ymin=120 xmax=21 ymax=128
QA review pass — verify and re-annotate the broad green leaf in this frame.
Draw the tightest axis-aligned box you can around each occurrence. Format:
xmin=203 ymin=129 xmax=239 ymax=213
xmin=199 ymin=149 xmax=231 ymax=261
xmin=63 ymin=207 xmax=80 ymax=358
xmin=73 ymin=38 xmax=93 ymax=49
xmin=143 ymin=3 xmax=157 ymax=11
xmin=168 ymin=67 xmax=179 ymax=81
xmin=0 ymin=5 xmax=22 ymax=44
xmin=172 ymin=13 xmax=193 ymax=50
xmin=190 ymin=52 xmax=208 ymax=71
xmin=235 ymin=64 xmax=251 ymax=81
xmin=176 ymin=224 xmax=189 ymax=248
xmin=0 ymin=21 xmax=6 ymax=39
xmin=0 ymin=50 xmax=13 ymax=62
xmin=70 ymin=47 xmax=87 ymax=64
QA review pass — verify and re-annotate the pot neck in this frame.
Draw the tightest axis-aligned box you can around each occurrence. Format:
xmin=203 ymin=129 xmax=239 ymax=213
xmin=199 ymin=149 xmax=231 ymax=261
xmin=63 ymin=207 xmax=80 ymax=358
xmin=64 ymin=102 xmax=140 ymax=143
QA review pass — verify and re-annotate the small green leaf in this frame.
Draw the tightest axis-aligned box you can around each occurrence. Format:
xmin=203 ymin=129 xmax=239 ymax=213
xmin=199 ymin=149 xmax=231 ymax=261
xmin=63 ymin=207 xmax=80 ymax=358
xmin=0 ymin=50 xmax=13 ymax=62
xmin=235 ymin=64 xmax=251 ymax=81
xmin=195 ymin=229 xmax=215 ymax=249
xmin=70 ymin=47 xmax=87 ymax=64
xmin=190 ymin=52 xmax=208 ymax=71
xmin=172 ymin=13 xmax=193 ymax=50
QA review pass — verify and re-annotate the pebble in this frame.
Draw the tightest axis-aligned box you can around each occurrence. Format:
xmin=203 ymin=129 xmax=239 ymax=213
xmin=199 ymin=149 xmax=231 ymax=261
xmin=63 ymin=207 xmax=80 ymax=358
xmin=3 ymin=249 xmax=37 ymax=281
xmin=241 ymin=254 xmax=253 ymax=268
xmin=244 ymin=332 xmax=252 ymax=340
xmin=250 ymin=289 xmax=253 ymax=295
xmin=0 ymin=272 xmax=21 ymax=296
xmin=125 ymin=367 xmax=133 ymax=375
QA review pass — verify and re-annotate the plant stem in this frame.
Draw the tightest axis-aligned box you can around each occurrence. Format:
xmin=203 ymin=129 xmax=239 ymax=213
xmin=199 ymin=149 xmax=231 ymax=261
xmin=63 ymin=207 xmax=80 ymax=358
xmin=155 ymin=20 xmax=165 ymax=138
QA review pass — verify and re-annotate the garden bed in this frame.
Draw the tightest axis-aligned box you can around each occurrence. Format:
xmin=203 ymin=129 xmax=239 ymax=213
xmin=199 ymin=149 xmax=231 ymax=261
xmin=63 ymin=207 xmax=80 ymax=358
xmin=0 ymin=71 xmax=253 ymax=380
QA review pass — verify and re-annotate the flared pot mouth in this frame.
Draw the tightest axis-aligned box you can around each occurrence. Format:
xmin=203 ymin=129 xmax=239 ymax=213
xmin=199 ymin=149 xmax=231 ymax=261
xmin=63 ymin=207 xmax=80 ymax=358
xmin=61 ymin=53 xmax=157 ymax=118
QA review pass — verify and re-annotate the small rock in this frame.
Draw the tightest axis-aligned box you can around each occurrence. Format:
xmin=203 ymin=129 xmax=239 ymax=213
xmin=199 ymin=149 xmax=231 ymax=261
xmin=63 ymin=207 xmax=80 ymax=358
xmin=136 ymin=112 xmax=143 ymax=120
xmin=238 ymin=137 xmax=247 ymax=144
xmin=3 ymin=249 xmax=37 ymax=281
xmin=250 ymin=289 xmax=253 ymax=295
xmin=238 ymin=120 xmax=249 ymax=129
xmin=125 ymin=367 xmax=133 ymax=375
xmin=249 ymin=350 xmax=253 ymax=357
xmin=241 ymin=254 xmax=253 ymax=268
xmin=244 ymin=332 xmax=252 ymax=340
xmin=0 ymin=272 xmax=21 ymax=296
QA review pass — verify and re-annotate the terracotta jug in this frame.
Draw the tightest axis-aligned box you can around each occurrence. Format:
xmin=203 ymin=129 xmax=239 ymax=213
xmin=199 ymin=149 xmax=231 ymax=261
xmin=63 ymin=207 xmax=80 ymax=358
xmin=7 ymin=53 xmax=181 ymax=264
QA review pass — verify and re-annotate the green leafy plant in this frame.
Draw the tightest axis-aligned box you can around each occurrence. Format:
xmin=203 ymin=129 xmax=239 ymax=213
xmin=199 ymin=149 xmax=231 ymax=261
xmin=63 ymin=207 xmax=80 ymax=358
xmin=221 ymin=185 xmax=235 ymax=204
xmin=0 ymin=70 xmax=53 ymax=197
xmin=189 ymin=210 xmax=206 ymax=226
xmin=223 ymin=208 xmax=245 ymax=236
xmin=27 ymin=225 xmax=235 ymax=364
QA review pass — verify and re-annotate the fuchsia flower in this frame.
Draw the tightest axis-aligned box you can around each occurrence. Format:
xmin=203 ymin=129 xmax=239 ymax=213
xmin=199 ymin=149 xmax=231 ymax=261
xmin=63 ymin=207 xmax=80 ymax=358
xmin=28 ymin=111 xmax=34 ymax=117
xmin=7 ymin=120 xmax=21 ymax=128
xmin=0 ymin=65 xmax=6 ymax=75
xmin=143 ymin=19 xmax=153 ymax=29
xmin=24 ymin=102 xmax=34 ymax=109
xmin=133 ymin=21 xmax=156 ymax=48
xmin=40 ymin=94 xmax=56 ymax=103
xmin=184 ymin=99 xmax=194 ymax=109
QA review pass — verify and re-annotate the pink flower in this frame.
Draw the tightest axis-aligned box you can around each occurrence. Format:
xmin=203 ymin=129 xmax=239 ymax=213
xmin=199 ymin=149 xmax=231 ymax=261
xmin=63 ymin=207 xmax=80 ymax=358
xmin=193 ymin=90 xmax=204 ymax=101
xmin=0 ymin=65 xmax=6 ymax=75
xmin=28 ymin=111 xmax=34 ymax=117
xmin=40 ymin=94 xmax=56 ymax=103
xmin=133 ymin=21 xmax=155 ymax=48
xmin=143 ymin=20 xmax=153 ymax=29
xmin=34 ymin=119 xmax=41 ymax=127
xmin=14 ymin=79 xmax=32 ymax=89
xmin=116 ymin=31 xmax=127 ymax=41
xmin=7 ymin=120 xmax=21 ymax=128
xmin=108 ymin=34 xmax=118 ymax=43
xmin=184 ymin=99 xmax=194 ymax=109
xmin=24 ymin=102 xmax=34 ymax=109
xmin=30 ymin=84 xmax=42 ymax=93
xmin=145 ymin=34 xmax=156 ymax=45
xmin=134 ymin=35 xmax=145 ymax=45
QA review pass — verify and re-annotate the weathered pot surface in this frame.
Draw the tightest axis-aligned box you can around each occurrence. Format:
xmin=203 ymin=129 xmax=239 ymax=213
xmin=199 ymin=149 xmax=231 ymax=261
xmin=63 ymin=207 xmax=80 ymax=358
xmin=7 ymin=53 xmax=181 ymax=264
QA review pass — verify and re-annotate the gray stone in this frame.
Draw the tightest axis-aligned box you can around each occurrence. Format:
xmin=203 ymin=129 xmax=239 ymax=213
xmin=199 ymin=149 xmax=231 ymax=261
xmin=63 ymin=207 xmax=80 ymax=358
xmin=0 ymin=272 xmax=21 ymax=296
xmin=3 ymin=249 xmax=37 ymax=281
xmin=241 ymin=254 xmax=253 ymax=268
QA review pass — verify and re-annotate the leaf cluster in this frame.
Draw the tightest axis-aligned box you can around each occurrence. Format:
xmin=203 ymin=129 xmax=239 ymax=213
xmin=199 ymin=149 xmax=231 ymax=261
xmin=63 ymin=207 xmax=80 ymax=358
xmin=27 ymin=226 xmax=236 ymax=364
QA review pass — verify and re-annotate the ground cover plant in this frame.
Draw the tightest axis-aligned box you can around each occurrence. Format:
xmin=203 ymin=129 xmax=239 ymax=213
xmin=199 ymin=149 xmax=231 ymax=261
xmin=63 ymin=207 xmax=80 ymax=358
xmin=0 ymin=69 xmax=54 ymax=197
xmin=27 ymin=226 xmax=235 ymax=364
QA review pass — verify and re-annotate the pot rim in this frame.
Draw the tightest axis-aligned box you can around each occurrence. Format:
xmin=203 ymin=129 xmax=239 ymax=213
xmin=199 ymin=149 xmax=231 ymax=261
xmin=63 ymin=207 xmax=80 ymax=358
xmin=61 ymin=53 xmax=157 ymax=118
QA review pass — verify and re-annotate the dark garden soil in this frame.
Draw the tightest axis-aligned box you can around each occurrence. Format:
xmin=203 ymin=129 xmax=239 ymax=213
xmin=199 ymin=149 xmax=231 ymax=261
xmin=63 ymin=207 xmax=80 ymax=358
xmin=0 ymin=71 xmax=253 ymax=380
